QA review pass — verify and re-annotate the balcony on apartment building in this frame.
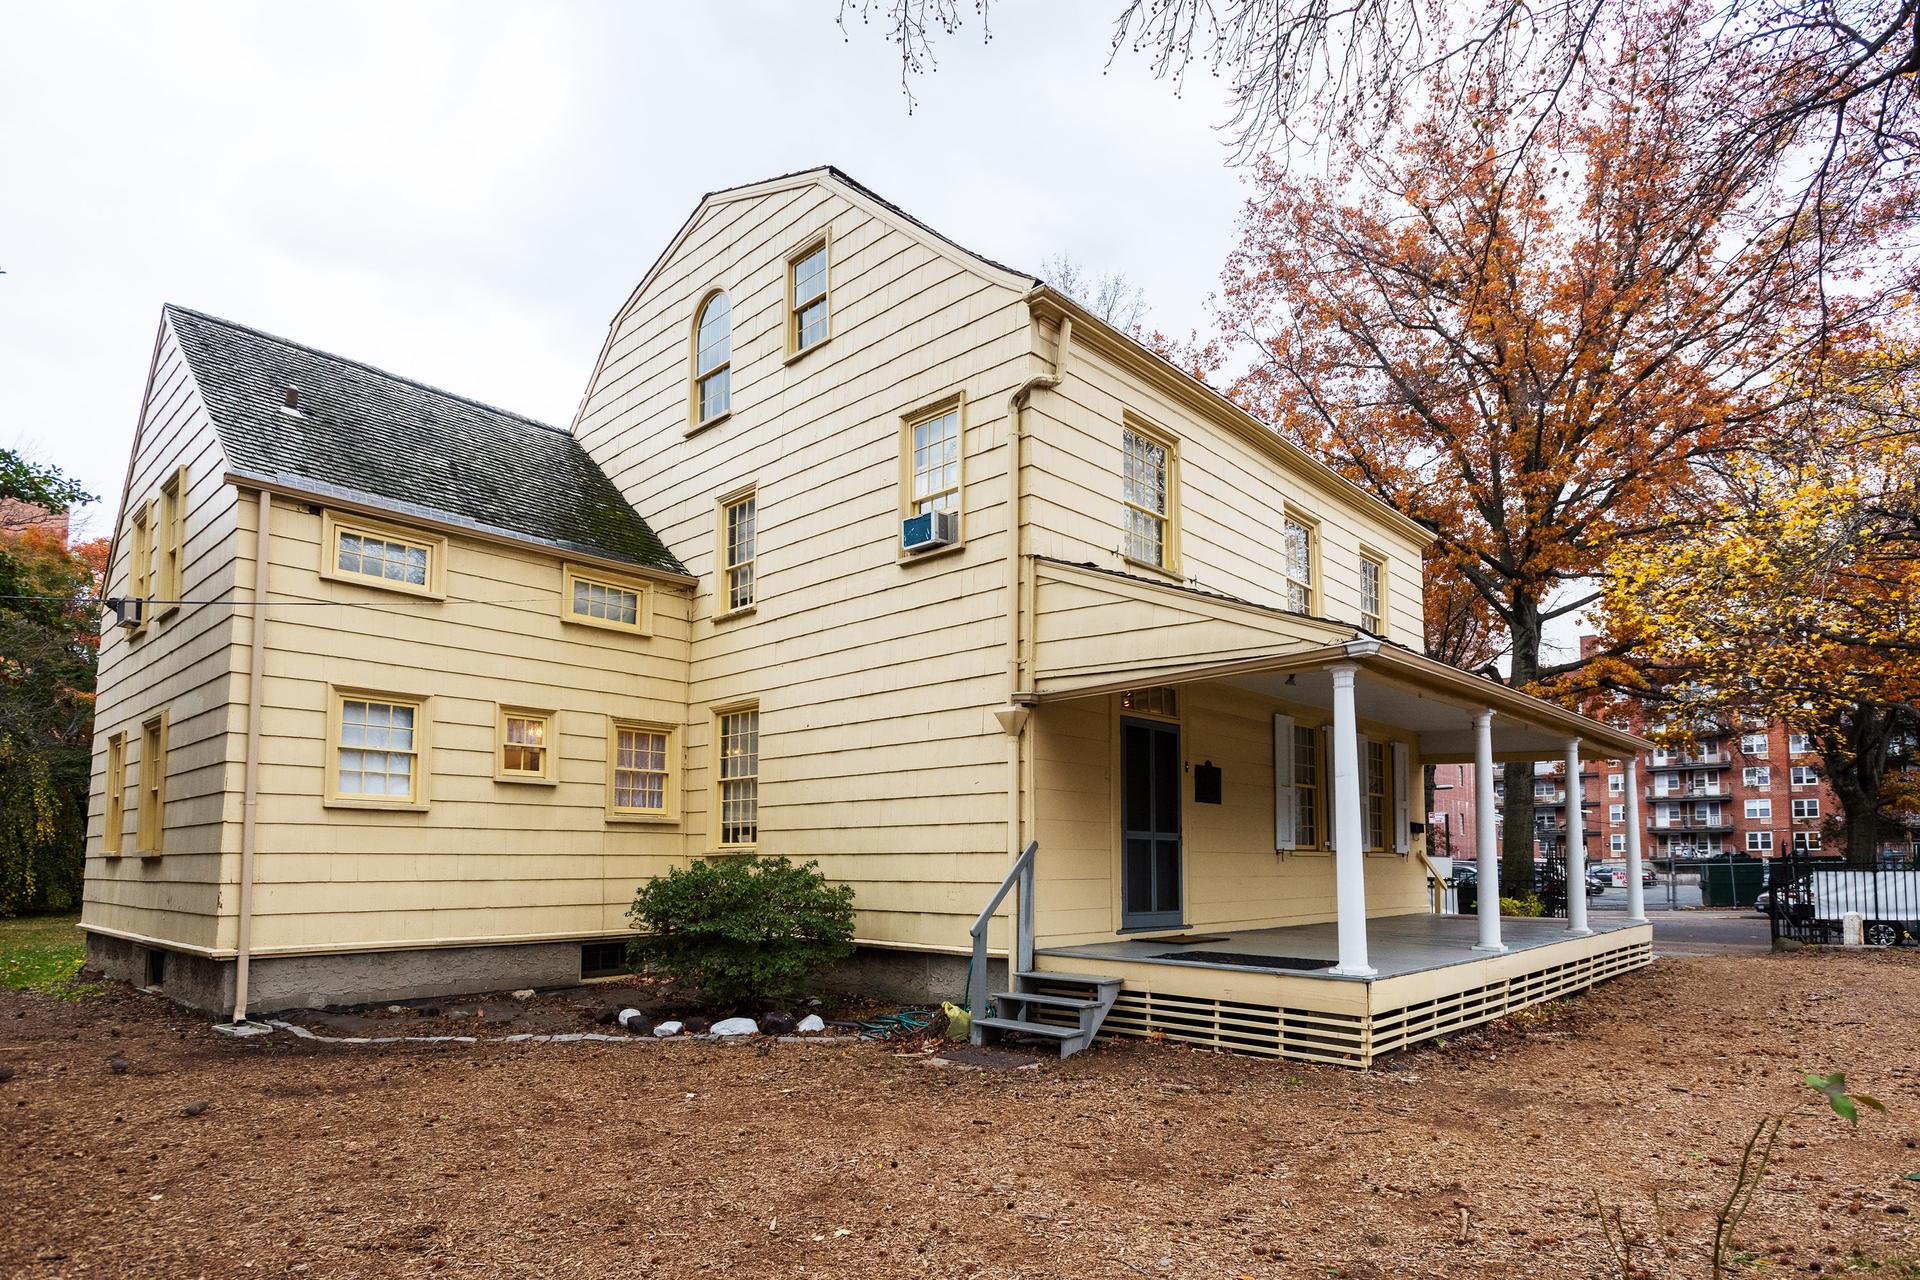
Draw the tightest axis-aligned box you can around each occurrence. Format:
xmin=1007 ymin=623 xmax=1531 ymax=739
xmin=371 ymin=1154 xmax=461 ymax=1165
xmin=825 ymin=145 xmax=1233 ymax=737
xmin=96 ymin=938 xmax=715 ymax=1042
xmin=1648 ymin=814 xmax=1736 ymax=833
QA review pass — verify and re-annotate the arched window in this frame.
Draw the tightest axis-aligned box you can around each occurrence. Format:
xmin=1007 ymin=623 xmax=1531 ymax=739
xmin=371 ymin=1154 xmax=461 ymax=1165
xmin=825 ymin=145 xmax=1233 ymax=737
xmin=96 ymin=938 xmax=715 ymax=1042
xmin=693 ymin=291 xmax=731 ymax=425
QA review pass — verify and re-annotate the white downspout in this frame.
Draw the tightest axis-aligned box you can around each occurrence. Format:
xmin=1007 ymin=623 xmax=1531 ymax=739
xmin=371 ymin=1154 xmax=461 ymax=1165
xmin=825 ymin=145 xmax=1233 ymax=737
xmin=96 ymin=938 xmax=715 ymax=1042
xmin=230 ymin=489 xmax=271 ymax=1027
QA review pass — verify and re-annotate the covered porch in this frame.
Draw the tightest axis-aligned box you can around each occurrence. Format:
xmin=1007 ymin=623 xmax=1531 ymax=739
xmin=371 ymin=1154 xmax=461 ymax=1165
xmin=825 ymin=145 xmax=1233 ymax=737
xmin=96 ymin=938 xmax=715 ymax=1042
xmin=977 ymin=559 xmax=1657 ymax=1065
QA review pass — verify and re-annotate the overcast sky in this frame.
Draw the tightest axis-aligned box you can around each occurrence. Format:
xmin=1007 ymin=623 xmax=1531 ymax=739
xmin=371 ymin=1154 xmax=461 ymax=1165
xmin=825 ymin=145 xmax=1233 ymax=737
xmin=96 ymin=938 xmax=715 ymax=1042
xmin=0 ymin=1 xmax=1247 ymax=540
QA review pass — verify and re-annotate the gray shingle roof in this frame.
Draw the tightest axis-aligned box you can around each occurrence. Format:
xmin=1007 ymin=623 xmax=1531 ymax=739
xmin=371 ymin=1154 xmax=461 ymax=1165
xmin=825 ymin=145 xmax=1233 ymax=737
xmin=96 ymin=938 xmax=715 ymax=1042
xmin=165 ymin=305 xmax=685 ymax=576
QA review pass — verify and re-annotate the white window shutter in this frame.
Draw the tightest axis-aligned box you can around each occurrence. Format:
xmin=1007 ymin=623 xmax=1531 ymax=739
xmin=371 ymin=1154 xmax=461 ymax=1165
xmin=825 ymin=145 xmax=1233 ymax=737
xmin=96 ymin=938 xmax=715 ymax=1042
xmin=1274 ymin=713 xmax=1297 ymax=851
xmin=1392 ymin=740 xmax=1411 ymax=853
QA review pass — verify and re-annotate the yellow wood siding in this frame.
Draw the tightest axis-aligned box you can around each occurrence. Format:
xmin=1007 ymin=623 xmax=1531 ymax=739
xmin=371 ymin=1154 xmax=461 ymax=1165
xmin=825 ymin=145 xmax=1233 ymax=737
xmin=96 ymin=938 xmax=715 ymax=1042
xmin=575 ymin=178 xmax=1035 ymax=950
xmin=83 ymin=318 xmax=246 ymax=953
xmin=239 ymin=499 xmax=693 ymax=952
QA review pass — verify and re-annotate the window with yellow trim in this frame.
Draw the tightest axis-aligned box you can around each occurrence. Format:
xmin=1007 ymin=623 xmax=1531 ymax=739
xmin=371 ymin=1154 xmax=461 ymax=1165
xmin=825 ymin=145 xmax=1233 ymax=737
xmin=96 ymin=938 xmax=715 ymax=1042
xmin=561 ymin=565 xmax=651 ymax=635
xmin=720 ymin=491 xmax=756 ymax=614
xmin=104 ymin=733 xmax=127 ymax=854
xmin=329 ymin=692 xmax=424 ymax=806
xmin=497 ymin=708 xmax=554 ymax=782
xmin=127 ymin=503 xmax=152 ymax=628
xmin=320 ymin=512 xmax=445 ymax=598
xmin=610 ymin=722 xmax=673 ymax=817
xmin=693 ymin=291 xmax=731 ymax=425
xmin=136 ymin=712 xmax=168 ymax=854
xmin=1282 ymin=515 xmax=1316 ymax=614
xmin=908 ymin=406 xmax=961 ymax=516
xmin=714 ymin=705 xmax=759 ymax=847
xmin=156 ymin=466 xmax=187 ymax=618
xmin=788 ymin=240 xmax=829 ymax=355
xmin=1121 ymin=427 xmax=1173 ymax=569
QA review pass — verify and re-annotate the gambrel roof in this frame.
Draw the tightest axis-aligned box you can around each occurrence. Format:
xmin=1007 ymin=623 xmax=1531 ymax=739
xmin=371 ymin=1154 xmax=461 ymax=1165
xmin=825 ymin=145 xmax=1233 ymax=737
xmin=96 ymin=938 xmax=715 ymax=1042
xmin=165 ymin=305 xmax=685 ymax=576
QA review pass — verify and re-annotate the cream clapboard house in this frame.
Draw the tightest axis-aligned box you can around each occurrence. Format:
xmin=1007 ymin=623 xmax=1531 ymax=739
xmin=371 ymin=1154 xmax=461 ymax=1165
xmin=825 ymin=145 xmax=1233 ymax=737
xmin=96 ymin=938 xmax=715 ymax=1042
xmin=84 ymin=168 xmax=1654 ymax=1064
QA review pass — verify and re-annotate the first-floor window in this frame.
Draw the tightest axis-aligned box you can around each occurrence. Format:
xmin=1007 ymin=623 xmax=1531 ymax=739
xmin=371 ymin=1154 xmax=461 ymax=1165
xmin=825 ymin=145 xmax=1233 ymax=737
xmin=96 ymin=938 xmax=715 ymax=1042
xmin=104 ymin=732 xmax=127 ymax=854
xmin=1746 ymin=798 xmax=1772 ymax=819
xmin=1793 ymin=832 xmax=1822 ymax=852
xmin=334 ymin=694 xmax=421 ymax=803
xmin=1747 ymin=830 xmax=1774 ymax=852
xmin=136 ymin=713 xmax=169 ymax=852
xmin=716 ymin=705 xmax=759 ymax=846
xmin=1293 ymin=724 xmax=1321 ymax=849
xmin=498 ymin=709 xmax=552 ymax=781
xmin=1363 ymin=739 xmax=1387 ymax=849
xmin=611 ymin=723 xmax=671 ymax=816
xmin=1790 ymin=766 xmax=1820 ymax=786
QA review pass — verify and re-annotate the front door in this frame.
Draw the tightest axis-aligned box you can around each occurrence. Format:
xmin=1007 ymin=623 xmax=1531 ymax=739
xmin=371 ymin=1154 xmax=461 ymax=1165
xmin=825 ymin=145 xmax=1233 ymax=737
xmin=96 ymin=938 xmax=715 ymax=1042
xmin=1121 ymin=717 xmax=1182 ymax=929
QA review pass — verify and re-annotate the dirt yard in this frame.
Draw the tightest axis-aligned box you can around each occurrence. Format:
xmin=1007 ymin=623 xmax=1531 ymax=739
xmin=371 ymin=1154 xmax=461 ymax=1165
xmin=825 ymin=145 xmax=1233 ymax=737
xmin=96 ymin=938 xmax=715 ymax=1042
xmin=5 ymin=951 xmax=1917 ymax=1280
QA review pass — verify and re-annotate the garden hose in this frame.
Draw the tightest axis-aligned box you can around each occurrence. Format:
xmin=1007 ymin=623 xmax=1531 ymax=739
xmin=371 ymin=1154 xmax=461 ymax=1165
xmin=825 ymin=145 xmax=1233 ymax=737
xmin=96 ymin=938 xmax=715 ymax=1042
xmin=856 ymin=1009 xmax=939 ymax=1040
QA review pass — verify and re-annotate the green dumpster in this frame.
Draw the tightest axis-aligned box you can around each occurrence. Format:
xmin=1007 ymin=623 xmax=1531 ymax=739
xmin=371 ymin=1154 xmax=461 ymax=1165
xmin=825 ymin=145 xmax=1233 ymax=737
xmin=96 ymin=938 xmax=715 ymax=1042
xmin=1699 ymin=856 xmax=1767 ymax=907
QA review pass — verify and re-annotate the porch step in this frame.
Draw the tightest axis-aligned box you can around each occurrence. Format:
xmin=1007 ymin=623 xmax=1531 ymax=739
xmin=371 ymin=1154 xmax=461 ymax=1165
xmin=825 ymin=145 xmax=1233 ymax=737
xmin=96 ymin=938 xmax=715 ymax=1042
xmin=973 ymin=969 xmax=1124 ymax=1059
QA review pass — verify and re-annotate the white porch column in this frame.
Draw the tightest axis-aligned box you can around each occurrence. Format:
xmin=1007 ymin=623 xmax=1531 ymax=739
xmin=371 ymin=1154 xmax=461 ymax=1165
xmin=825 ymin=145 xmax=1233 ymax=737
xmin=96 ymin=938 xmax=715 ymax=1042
xmin=1565 ymin=738 xmax=1591 ymax=935
xmin=1623 ymin=756 xmax=1648 ymax=923
xmin=1328 ymin=664 xmax=1375 ymax=977
xmin=1473 ymin=710 xmax=1505 ymax=952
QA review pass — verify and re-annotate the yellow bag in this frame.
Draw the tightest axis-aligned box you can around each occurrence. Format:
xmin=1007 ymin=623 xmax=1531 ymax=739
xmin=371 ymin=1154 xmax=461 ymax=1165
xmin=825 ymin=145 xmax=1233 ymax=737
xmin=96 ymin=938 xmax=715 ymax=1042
xmin=941 ymin=1000 xmax=970 ymax=1040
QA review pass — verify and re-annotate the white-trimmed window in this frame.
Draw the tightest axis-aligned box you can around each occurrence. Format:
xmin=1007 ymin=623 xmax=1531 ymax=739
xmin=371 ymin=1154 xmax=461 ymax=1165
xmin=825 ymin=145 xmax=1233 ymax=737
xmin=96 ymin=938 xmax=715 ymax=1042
xmin=693 ymin=291 xmax=731 ymax=425
xmin=156 ymin=466 xmax=187 ymax=619
xmin=1746 ymin=798 xmax=1772 ymax=819
xmin=1793 ymin=831 xmax=1821 ymax=852
xmin=1359 ymin=552 xmax=1385 ymax=634
xmin=561 ymin=564 xmax=650 ymax=635
xmin=1790 ymin=765 xmax=1819 ymax=786
xmin=1282 ymin=515 xmax=1316 ymax=614
xmin=1788 ymin=733 xmax=1813 ymax=754
xmin=720 ymin=490 xmax=756 ymax=614
xmin=496 ymin=708 xmax=554 ymax=783
xmin=1740 ymin=733 xmax=1769 ymax=755
xmin=1363 ymin=739 xmax=1388 ymax=850
xmin=1608 ymin=773 xmax=1624 ymax=793
xmin=1743 ymin=766 xmax=1770 ymax=786
xmin=104 ymin=732 xmax=127 ymax=855
xmin=1610 ymin=803 xmax=1625 ymax=823
xmin=1747 ymin=830 xmax=1774 ymax=852
xmin=322 ymin=512 xmax=444 ymax=597
xmin=788 ymin=240 xmax=829 ymax=355
xmin=1121 ymin=426 xmax=1174 ymax=570
xmin=1792 ymin=798 xmax=1820 ymax=820
xmin=714 ymin=705 xmax=759 ymax=848
xmin=329 ymin=691 xmax=425 ymax=807
xmin=908 ymin=405 xmax=962 ymax=516
xmin=1610 ymin=834 xmax=1626 ymax=853
xmin=136 ymin=712 xmax=168 ymax=854
xmin=609 ymin=721 xmax=673 ymax=819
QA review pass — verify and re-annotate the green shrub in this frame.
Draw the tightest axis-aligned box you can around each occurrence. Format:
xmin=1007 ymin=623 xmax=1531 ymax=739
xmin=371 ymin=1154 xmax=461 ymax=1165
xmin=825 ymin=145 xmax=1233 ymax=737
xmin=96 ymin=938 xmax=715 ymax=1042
xmin=625 ymin=855 xmax=856 ymax=1008
xmin=1500 ymin=894 xmax=1547 ymax=917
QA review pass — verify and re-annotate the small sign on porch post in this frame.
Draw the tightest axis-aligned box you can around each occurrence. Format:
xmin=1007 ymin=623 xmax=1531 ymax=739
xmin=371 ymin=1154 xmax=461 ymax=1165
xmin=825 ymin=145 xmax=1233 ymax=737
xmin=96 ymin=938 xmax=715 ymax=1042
xmin=1194 ymin=761 xmax=1222 ymax=805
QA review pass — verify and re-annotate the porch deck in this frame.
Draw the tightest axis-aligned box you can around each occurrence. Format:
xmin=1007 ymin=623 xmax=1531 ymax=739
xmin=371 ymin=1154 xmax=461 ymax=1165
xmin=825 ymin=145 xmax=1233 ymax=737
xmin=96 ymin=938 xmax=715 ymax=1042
xmin=1029 ymin=913 xmax=1654 ymax=1067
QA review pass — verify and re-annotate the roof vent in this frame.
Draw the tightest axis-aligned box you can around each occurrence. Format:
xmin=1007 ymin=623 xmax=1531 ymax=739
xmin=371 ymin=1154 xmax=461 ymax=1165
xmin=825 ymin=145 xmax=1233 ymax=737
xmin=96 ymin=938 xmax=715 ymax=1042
xmin=282 ymin=385 xmax=300 ymax=412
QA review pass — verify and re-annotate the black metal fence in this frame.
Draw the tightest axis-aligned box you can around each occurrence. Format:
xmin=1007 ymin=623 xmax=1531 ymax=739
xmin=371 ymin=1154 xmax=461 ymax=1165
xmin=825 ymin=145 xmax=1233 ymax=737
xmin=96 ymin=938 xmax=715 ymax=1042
xmin=1765 ymin=854 xmax=1920 ymax=947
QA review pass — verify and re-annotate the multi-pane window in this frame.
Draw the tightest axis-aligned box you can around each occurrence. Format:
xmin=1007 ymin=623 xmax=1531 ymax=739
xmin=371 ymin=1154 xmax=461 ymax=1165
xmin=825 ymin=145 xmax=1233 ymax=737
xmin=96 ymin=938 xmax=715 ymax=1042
xmin=1743 ymin=766 xmax=1770 ymax=786
xmin=1611 ymin=834 xmax=1626 ymax=853
xmin=1119 ymin=686 xmax=1177 ymax=717
xmin=1790 ymin=765 xmax=1820 ymax=785
xmin=1792 ymin=798 xmax=1820 ymax=820
xmin=716 ymin=706 xmax=759 ymax=847
xmin=335 ymin=696 xmax=420 ymax=802
xmin=1359 ymin=554 xmax=1384 ymax=633
xmin=1293 ymin=724 xmax=1320 ymax=848
xmin=694 ymin=292 xmax=731 ymax=424
xmin=909 ymin=408 xmax=961 ymax=515
xmin=1793 ymin=831 xmax=1822 ymax=852
xmin=137 ymin=713 xmax=167 ymax=853
xmin=611 ymin=724 xmax=670 ymax=816
xmin=722 ymin=493 xmax=756 ymax=613
xmin=789 ymin=243 xmax=828 ymax=353
xmin=499 ymin=710 xmax=551 ymax=781
xmin=563 ymin=567 xmax=647 ymax=634
xmin=1609 ymin=773 xmax=1625 ymax=793
xmin=104 ymin=732 xmax=127 ymax=854
xmin=1740 ymin=733 xmax=1769 ymax=755
xmin=1121 ymin=429 xmax=1171 ymax=568
xmin=1747 ymin=831 xmax=1774 ymax=852
xmin=1610 ymin=804 xmax=1625 ymax=823
xmin=337 ymin=527 xmax=429 ymax=588
xmin=1746 ymin=798 xmax=1772 ymax=819
xmin=1363 ymin=739 xmax=1387 ymax=849
xmin=1282 ymin=517 xmax=1315 ymax=614
xmin=1788 ymin=733 xmax=1813 ymax=754
xmin=157 ymin=467 xmax=186 ymax=615
xmin=128 ymin=503 xmax=152 ymax=622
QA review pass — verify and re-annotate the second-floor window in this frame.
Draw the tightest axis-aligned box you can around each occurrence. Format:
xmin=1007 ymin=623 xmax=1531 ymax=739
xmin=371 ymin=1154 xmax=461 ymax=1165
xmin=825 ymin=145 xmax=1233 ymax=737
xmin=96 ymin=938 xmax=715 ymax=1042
xmin=1791 ymin=765 xmax=1820 ymax=785
xmin=1359 ymin=552 xmax=1384 ymax=634
xmin=693 ymin=291 xmax=731 ymax=425
xmin=788 ymin=241 xmax=829 ymax=355
xmin=1746 ymin=798 xmax=1772 ymax=819
xmin=909 ymin=406 xmax=961 ymax=515
xmin=1792 ymin=798 xmax=1820 ymax=819
xmin=1744 ymin=766 xmax=1770 ymax=787
xmin=1282 ymin=516 xmax=1315 ymax=614
xmin=722 ymin=490 xmax=756 ymax=613
xmin=1788 ymin=733 xmax=1813 ymax=754
xmin=1121 ymin=427 xmax=1171 ymax=569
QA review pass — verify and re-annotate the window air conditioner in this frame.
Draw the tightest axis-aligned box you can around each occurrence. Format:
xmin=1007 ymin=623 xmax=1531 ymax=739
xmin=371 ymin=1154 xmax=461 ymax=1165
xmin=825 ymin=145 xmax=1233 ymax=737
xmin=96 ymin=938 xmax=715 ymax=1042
xmin=900 ymin=509 xmax=959 ymax=554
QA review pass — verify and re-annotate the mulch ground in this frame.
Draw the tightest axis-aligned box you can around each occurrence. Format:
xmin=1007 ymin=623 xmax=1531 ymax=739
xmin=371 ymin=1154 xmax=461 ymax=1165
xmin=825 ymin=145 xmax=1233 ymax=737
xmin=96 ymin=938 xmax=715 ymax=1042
xmin=4 ymin=950 xmax=1917 ymax=1279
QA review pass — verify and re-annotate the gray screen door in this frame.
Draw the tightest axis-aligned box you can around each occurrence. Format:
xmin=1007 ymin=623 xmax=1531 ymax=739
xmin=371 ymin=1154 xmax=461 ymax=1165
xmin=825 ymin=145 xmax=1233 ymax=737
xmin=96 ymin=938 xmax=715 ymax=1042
xmin=1121 ymin=717 xmax=1182 ymax=929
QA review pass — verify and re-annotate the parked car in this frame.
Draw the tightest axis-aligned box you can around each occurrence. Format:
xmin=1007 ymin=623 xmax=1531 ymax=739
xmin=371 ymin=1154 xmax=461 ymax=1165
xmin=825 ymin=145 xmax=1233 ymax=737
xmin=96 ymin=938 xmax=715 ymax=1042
xmin=1756 ymin=882 xmax=1814 ymax=923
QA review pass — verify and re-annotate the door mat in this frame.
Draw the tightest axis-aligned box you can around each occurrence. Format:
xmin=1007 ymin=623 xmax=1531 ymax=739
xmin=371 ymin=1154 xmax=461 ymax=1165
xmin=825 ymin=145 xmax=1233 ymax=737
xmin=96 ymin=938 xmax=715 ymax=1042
xmin=1153 ymin=950 xmax=1338 ymax=971
xmin=1136 ymin=933 xmax=1229 ymax=945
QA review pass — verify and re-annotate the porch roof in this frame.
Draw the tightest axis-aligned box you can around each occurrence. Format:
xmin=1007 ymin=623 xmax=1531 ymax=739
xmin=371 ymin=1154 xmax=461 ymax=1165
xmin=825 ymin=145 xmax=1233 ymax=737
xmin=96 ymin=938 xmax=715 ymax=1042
xmin=1027 ymin=637 xmax=1650 ymax=762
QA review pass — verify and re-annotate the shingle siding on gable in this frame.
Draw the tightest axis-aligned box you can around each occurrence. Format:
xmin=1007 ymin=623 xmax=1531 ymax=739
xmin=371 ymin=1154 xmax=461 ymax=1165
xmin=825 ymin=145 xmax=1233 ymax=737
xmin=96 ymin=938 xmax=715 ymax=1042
xmin=164 ymin=306 xmax=683 ymax=575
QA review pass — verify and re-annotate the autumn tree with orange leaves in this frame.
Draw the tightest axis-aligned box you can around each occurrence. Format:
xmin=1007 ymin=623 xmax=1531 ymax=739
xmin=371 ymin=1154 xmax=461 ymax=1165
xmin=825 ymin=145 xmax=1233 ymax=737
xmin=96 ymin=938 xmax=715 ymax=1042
xmin=1208 ymin=3 xmax=1910 ymax=893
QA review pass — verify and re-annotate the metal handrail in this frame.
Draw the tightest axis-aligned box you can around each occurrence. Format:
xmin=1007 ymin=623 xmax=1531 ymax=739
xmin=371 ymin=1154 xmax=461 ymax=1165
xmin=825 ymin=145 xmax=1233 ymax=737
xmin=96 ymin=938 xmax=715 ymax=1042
xmin=968 ymin=840 xmax=1037 ymax=1017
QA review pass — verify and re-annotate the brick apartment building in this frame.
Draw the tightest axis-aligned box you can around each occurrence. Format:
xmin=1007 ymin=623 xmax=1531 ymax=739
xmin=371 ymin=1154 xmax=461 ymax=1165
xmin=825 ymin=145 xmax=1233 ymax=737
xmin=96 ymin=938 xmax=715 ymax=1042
xmin=1428 ymin=718 xmax=1847 ymax=867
